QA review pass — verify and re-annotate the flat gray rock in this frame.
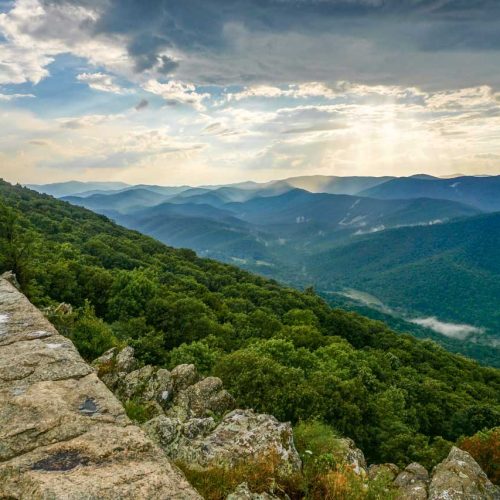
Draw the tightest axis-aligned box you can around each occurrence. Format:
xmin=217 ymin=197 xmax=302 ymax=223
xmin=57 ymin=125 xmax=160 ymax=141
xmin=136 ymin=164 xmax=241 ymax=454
xmin=0 ymin=277 xmax=200 ymax=499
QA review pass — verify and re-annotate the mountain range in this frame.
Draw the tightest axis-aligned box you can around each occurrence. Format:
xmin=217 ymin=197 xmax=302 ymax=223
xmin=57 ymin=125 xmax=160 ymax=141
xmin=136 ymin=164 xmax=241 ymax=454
xmin=28 ymin=173 xmax=500 ymax=366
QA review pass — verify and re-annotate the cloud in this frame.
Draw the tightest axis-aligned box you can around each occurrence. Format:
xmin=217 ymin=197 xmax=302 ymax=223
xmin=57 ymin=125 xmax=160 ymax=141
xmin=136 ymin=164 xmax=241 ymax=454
xmin=0 ymin=0 xmax=129 ymax=84
xmin=142 ymin=79 xmax=209 ymax=110
xmin=134 ymin=98 xmax=149 ymax=110
xmin=409 ymin=317 xmax=484 ymax=340
xmin=0 ymin=92 xmax=35 ymax=100
xmin=76 ymin=72 xmax=127 ymax=94
xmin=226 ymin=82 xmax=339 ymax=101
xmin=1 ymin=0 xmax=500 ymax=185
xmin=58 ymin=114 xmax=121 ymax=129
xmin=2 ymin=0 xmax=500 ymax=90
xmin=425 ymin=86 xmax=500 ymax=110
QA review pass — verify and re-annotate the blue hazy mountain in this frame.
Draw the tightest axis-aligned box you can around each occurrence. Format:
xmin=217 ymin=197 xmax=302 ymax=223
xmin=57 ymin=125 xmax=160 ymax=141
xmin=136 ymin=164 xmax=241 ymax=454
xmin=62 ymin=188 xmax=170 ymax=213
xmin=26 ymin=181 xmax=130 ymax=198
xmin=54 ymin=174 xmax=500 ymax=365
xmin=360 ymin=175 xmax=500 ymax=211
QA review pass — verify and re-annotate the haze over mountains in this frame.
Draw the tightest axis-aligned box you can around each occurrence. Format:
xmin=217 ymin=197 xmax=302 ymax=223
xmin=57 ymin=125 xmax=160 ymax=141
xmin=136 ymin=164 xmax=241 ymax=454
xmin=29 ymin=173 xmax=500 ymax=366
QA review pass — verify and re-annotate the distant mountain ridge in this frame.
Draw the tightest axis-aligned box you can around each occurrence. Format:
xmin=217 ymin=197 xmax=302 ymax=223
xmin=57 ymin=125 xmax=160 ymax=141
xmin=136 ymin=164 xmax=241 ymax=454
xmin=28 ymin=173 xmax=500 ymax=365
xmin=360 ymin=175 xmax=500 ymax=211
xmin=27 ymin=181 xmax=130 ymax=198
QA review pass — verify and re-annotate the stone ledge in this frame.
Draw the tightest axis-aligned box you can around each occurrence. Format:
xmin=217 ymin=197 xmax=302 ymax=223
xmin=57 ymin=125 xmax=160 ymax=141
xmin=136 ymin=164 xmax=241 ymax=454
xmin=0 ymin=277 xmax=201 ymax=499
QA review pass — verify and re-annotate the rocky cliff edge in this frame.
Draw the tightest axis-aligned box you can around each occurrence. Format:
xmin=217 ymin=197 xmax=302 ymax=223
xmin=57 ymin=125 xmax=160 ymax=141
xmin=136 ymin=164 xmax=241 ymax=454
xmin=0 ymin=274 xmax=201 ymax=499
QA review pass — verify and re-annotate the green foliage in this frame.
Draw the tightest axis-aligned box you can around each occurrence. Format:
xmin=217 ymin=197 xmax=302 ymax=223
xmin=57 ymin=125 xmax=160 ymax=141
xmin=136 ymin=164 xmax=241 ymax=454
xmin=50 ymin=301 xmax=118 ymax=361
xmin=168 ymin=339 xmax=222 ymax=375
xmin=307 ymin=213 xmax=500 ymax=345
xmin=0 ymin=180 xmax=499 ymax=469
xmin=123 ymin=399 xmax=157 ymax=424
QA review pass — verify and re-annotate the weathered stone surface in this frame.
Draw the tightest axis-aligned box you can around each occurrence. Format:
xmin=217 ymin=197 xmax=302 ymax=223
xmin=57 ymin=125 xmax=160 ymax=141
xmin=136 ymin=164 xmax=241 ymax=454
xmin=428 ymin=447 xmax=500 ymax=500
xmin=336 ymin=437 xmax=367 ymax=476
xmin=144 ymin=414 xmax=219 ymax=457
xmin=169 ymin=376 xmax=235 ymax=421
xmin=115 ymin=345 xmax=138 ymax=373
xmin=143 ymin=415 xmax=183 ymax=453
xmin=171 ymin=363 xmax=201 ymax=392
xmin=173 ymin=409 xmax=302 ymax=474
xmin=0 ymin=277 xmax=201 ymax=499
xmin=394 ymin=462 xmax=429 ymax=500
xmin=368 ymin=463 xmax=400 ymax=481
xmin=226 ymin=482 xmax=280 ymax=500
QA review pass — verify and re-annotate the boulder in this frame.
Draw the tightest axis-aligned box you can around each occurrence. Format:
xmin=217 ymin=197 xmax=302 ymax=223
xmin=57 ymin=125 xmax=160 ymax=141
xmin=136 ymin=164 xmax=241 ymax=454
xmin=394 ymin=462 xmax=429 ymax=500
xmin=226 ymin=482 xmax=280 ymax=500
xmin=115 ymin=346 xmax=138 ymax=373
xmin=173 ymin=409 xmax=302 ymax=475
xmin=143 ymin=414 xmax=217 ymax=456
xmin=143 ymin=415 xmax=183 ymax=453
xmin=428 ymin=446 xmax=500 ymax=500
xmin=182 ymin=417 xmax=217 ymax=439
xmin=369 ymin=463 xmax=400 ymax=482
xmin=149 ymin=368 xmax=174 ymax=408
xmin=171 ymin=364 xmax=201 ymax=393
xmin=336 ymin=437 xmax=367 ymax=476
xmin=120 ymin=365 xmax=156 ymax=400
xmin=169 ymin=376 xmax=235 ymax=421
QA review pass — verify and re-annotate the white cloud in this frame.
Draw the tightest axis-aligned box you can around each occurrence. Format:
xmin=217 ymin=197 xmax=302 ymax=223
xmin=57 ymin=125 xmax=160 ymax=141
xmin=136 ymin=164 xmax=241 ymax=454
xmin=0 ymin=92 xmax=34 ymax=100
xmin=58 ymin=114 xmax=123 ymax=130
xmin=76 ymin=73 xmax=128 ymax=95
xmin=0 ymin=0 xmax=130 ymax=85
xmin=425 ymin=86 xmax=500 ymax=110
xmin=410 ymin=317 xmax=484 ymax=340
xmin=226 ymin=82 xmax=338 ymax=101
xmin=142 ymin=79 xmax=209 ymax=111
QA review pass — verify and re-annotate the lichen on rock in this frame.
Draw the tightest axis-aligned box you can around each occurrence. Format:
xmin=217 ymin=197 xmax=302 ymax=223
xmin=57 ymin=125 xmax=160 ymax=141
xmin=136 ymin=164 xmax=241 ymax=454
xmin=94 ymin=346 xmax=302 ymax=480
xmin=0 ymin=276 xmax=201 ymax=499
xmin=428 ymin=447 xmax=499 ymax=500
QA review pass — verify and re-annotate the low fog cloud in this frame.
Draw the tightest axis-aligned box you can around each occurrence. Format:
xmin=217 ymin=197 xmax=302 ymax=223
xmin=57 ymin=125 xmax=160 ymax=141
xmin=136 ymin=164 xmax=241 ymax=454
xmin=410 ymin=316 xmax=484 ymax=340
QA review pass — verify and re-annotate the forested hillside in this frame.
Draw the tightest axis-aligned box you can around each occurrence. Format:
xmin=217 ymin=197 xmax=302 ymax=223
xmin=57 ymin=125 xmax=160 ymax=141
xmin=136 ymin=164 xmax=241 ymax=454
xmin=307 ymin=213 xmax=500 ymax=334
xmin=1 ymin=180 xmax=499 ymax=468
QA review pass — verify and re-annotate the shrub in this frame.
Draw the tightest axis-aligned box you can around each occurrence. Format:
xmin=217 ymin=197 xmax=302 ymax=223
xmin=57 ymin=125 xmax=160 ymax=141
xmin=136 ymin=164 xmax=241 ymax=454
xmin=123 ymin=399 xmax=157 ymax=424
xmin=177 ymin=450 xmax=304 ymax=500
xmin=458 ymin=427 xmax=500 ymax=484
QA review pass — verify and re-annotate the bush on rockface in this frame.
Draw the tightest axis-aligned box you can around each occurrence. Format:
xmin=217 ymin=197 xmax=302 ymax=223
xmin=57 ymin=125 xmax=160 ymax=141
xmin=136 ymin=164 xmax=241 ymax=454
xmin=177 ymin=450 xmax=304 ymax=500
xmin=458 ymin=427 xmax=500 ymax=485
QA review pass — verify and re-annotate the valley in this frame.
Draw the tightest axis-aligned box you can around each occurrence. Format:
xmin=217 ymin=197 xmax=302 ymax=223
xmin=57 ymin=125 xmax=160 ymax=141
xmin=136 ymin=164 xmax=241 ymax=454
xmin=32 ymin=174 xmax=500 ymax=367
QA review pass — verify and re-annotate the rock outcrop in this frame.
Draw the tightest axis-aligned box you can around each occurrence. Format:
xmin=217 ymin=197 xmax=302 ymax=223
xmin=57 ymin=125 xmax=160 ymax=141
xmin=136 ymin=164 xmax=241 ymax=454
xmin=93 ymin=347 xmax=302 ymax=477
xmin=0 ymin=276 xmax=200 ymax=499
xmin=226 ymin=482 xmax=280 ymax=499
xmin=428 ymin=447 xmax=499 ymax=500
xmin=392 ymin=449 xmax=500 ymax=500
xmin=394 ymin=462 xmax=430 ymax=499
xmin=335 ymin=437 xmax=367 ymax=476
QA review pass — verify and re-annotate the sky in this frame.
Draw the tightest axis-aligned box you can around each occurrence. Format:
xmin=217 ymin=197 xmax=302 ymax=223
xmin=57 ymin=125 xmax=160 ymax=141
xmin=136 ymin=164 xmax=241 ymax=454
xmin=0 ymin=0 xmax=500 ymax=186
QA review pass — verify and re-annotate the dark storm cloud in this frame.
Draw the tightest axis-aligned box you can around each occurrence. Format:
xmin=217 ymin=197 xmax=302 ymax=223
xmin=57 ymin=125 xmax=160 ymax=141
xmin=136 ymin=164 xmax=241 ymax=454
xmin=158 ymin=55 xmax=179 ymax=75
xmin=43 ymin=0 xmax=500 ymax=51
xmin=134 ymin=98 xmax=149 ymax=110
xmin=38 ymin=0 xmax=500 ymax=88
